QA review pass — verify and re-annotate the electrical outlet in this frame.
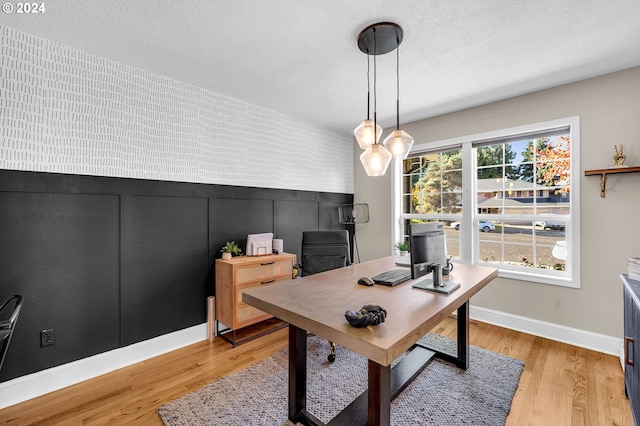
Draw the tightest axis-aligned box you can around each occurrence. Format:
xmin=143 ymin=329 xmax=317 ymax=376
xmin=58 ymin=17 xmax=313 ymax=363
xmin=41 ymin=329 xmax=55 ymax=347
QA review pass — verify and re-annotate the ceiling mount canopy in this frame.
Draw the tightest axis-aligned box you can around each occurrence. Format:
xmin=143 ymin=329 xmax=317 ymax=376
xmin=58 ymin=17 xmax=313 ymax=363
xmin=357 ymin=22 xmax=403 ymax=55
xmin=355 ymin=22 xmax=413 ymax=177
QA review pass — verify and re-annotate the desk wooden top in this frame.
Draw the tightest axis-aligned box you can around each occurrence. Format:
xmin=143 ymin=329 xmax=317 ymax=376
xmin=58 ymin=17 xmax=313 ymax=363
xmin=242 ymin=256 xmax=498 ymax=366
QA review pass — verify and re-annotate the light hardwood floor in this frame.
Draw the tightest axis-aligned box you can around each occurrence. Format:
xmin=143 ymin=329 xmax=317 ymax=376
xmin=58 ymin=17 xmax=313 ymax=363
xmin=0 ymin=317 xmax=633 ymax=425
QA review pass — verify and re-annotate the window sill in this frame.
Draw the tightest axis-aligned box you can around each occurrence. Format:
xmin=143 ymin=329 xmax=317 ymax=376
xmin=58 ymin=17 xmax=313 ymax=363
xmin=497 ymin=268 xmax=578 ymax=288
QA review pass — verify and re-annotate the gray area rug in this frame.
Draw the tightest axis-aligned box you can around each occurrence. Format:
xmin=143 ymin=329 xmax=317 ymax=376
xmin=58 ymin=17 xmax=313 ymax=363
xmin=158 ymin=334 xmax=523 ymax=425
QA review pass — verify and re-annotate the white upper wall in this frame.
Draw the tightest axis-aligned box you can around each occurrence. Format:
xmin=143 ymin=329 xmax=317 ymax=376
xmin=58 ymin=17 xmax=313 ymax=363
xmin=0 ymin=26 xmax=354 ymax=194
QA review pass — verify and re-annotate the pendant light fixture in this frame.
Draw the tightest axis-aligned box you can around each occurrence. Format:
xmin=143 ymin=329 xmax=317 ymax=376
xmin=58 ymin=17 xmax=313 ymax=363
xmin=353 ymin=55 xmax=382 ymax=149
xmin=355 ymin=22 xmax=411 ymax=176
xmin=383 ymin=40 xmax=414 ymax=159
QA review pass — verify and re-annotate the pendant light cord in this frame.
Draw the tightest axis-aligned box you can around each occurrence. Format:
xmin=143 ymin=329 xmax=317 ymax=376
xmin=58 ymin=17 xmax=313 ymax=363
xmin=395 ymin=36 xmax=400 ymax=131
xmin=366 ymin=54 xmax=371 ymax=120
xmin=373 ymin=27 xmax=377 ymax=145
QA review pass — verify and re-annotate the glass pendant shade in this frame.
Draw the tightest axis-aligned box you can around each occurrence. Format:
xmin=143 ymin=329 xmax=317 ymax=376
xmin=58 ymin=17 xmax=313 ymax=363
xmin=354 ymin=119 xmax=382 ymax=149
xmin=383 ymin=129 xmax=414 ymax=159
xmin=360 ymin=143 xmax=392 ymax=176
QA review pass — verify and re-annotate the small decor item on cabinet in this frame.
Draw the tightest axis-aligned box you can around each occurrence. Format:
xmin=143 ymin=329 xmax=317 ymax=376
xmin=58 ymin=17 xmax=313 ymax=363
xmin=272 ymin=238 xmax=284 ymax=254
xmin=220 ymin=241 xmax=242 ymax=260
xmin=292 ymin=263 xmax=302 ymax=279
xmin=613 ymin=144 xmax=628 ymax=168
xmin=246 ymin=232 xmax=273 ymax=255
xmin=395 ymin=241 xmax=409 ymax=256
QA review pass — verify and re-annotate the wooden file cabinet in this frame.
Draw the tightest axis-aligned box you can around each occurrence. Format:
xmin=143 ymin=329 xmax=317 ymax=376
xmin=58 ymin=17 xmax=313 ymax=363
xmin=215 ymin=252 xmax=296 ymax=346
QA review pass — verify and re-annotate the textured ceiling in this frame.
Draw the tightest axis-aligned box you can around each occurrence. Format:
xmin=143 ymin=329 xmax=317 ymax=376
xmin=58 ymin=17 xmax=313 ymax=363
xmin=2 ymin=0 xmax=640 ymax=135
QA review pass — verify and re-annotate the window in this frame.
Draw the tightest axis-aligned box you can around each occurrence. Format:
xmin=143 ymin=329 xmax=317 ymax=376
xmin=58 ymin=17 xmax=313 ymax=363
xmin=399 ymin=147 xmax=463 ymax=259
xmin=394 ymin=117 xmax=580 ymax=287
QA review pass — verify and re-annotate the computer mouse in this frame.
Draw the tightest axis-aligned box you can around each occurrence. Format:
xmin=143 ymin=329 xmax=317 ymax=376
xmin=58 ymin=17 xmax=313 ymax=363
xmin=357 ymin=277 xmax=375 ymax=286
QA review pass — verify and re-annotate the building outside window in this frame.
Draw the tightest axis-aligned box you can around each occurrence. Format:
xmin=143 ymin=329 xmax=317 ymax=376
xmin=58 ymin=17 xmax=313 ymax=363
xmin=394 ymin=117 xmax=580 ymax=287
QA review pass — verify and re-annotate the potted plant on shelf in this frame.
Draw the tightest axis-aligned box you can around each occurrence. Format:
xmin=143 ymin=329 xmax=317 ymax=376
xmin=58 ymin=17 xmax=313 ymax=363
xmin=395 ymin=241 xmax=409 ymax=256
xmin=220 ymin=241 xmax=242 ymax=260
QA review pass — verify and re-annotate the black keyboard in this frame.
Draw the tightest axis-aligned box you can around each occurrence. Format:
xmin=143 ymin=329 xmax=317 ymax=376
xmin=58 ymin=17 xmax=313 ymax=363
xmin=372 ymin=269 xmax=411 ymax=286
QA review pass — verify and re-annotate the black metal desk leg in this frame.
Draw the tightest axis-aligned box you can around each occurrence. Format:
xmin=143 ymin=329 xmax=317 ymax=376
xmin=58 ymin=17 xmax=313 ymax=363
xmin=288 ymin=324 xmax=307 ymax=422
xmin=457 ymin=301 xmax=470 ymax=370
xmin=368 ymin=359 xmax=391 ymax=426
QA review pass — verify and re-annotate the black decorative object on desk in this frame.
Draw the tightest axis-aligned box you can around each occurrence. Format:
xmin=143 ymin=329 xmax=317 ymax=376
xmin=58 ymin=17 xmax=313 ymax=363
xmin=345 ymin=304 xmax=387 ymax=328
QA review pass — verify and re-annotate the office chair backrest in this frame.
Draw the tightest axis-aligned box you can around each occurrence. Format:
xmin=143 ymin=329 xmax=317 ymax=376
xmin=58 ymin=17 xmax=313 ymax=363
xmin=302 ymin=230 xmax=351 ymax=276
xmin=0 ymin=294 xmax=23 ymax=373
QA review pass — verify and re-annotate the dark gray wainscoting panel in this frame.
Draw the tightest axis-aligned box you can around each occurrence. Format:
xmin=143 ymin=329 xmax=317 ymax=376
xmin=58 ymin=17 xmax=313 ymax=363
xmin=0 ymin=191 xmax=120 ymax=381
xmin=123 ymin=195 xmax=209 ymax=345
xmin=0 ymin=170 xmax=353 ymax=382
xmin=274 ymin=200 xmax=319 ymax=261
xmin=319 ymin=200 xmax=345 ymax=230
xmin=210 ymin=198 xmax=274 ymax=258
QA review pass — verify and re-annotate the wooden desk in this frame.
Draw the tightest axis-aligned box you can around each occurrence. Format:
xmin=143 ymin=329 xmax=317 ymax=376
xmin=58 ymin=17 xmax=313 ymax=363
xmin=243 ymin=255 xmax=498 ymax=426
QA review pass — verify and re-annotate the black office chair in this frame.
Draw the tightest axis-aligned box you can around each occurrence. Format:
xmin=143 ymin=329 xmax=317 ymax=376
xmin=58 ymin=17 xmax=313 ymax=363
xmin=302 ymin=230 xmax=351 ymax=362
xmin=302 ymin=230 xmax=351 ymax=276
xmin=0 ymin=295 xmax=23 ymax=374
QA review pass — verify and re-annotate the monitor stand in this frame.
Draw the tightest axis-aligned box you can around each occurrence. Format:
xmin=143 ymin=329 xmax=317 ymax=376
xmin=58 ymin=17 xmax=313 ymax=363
xmin=412 ymin=278 xmax=460 ymax=294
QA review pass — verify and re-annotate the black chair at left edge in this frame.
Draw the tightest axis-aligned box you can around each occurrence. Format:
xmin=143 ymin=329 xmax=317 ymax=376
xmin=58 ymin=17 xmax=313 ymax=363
xmin=302 ymin=230 xmax=351 ymax=362
xmin=0 ymin=295 xmax=24 ymax=374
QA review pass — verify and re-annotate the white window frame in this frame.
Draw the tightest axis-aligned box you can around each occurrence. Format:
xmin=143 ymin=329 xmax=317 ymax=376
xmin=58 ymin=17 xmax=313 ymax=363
xmin=393 ymin=116 xmax=580 ymax=288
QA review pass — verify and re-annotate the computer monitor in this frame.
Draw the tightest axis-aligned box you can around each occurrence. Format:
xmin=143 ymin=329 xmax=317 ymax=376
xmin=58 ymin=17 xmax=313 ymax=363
xmin=408 ymin=222 xmax=447 ymax=280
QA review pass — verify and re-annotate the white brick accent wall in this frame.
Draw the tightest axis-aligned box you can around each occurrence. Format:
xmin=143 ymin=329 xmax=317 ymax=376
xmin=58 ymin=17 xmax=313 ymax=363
xmin=0 ymin=26 xmax=353 ymax=194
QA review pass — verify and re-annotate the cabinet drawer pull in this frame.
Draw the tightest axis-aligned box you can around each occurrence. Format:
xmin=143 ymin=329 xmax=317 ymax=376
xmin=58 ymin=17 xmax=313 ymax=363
xmin=261 ymin=279 xmax=276 ymax=285
xmin=625 ymin=337 xmax=634 ymax=366
xmin=261 ymin=261 xmax=275 ymax=266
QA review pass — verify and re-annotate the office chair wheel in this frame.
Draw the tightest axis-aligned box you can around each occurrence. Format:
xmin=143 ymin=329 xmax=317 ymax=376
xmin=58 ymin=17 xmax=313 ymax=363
xmin=328 ymin=341 xmax=337 ymax=362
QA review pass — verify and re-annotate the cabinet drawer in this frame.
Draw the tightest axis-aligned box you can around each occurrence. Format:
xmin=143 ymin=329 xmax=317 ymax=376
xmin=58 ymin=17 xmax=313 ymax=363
xmin=236 ymin=277 xmax=289 ymax=307
xmin=236 ymin=258 xmax=293 ymax=284
xmin=236 ymin=304 xmax=272 ymax=328
xmin=235 ymin=278 xmax=289 ymax=328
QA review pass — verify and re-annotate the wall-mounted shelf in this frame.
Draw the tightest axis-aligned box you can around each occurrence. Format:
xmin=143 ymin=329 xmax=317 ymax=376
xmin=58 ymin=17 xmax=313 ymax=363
xmin=584 ymin=166 xmax=640 ymax=198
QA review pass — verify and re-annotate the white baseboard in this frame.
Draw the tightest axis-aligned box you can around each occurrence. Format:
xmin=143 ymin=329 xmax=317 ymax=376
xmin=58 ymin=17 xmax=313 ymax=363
xmin=470 ymin=305 xmax=623 ymax=358
xmin=0 ymin=323 xmax=207 ymax=410
xmin=0 ymin=308 xmax=624 ymax=410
